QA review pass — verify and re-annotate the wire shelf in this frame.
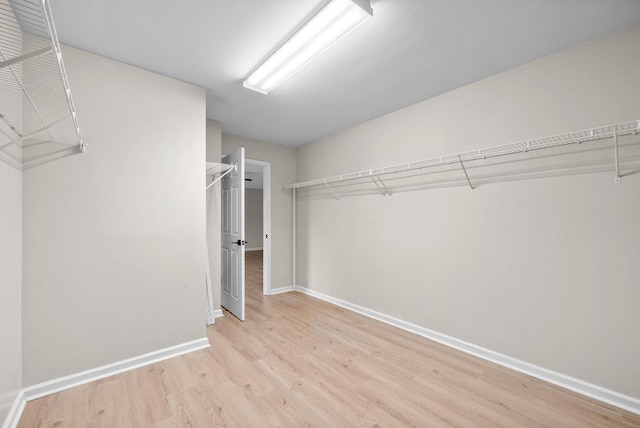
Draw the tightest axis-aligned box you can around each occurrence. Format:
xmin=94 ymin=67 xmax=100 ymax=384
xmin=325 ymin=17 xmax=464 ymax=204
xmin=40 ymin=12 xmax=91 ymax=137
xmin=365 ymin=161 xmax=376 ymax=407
xmin=0 ymin=0 xmax=83 ymax=169
xmin=284 ymin=120 xmax=640 ymax=192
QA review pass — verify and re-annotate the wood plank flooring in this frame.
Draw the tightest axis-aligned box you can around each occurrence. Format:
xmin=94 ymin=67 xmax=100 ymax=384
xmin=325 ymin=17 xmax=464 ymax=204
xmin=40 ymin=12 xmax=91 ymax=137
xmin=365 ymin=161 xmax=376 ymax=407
xmin=19 ymin=250 xmax=640 ymax=427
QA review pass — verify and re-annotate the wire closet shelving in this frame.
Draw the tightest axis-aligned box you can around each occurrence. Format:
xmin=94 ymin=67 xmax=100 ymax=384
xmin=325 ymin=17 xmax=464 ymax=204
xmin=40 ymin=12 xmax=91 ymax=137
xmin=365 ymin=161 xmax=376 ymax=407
xmin=283 ymin=120 xmax=640 ymax=199
xmin=0 ymin=0 xmax=84 ymax=170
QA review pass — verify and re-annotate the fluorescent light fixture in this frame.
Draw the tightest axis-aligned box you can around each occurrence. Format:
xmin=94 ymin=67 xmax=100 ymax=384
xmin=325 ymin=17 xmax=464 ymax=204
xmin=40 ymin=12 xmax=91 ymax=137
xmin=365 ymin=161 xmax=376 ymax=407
xmin=243 ymin=0 xmax=373 ymax=94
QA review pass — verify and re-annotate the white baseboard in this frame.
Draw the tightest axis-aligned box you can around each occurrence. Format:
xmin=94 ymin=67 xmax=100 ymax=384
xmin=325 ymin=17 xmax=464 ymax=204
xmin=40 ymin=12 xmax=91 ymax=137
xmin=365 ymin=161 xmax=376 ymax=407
xmin=270 ymin=285 xmax=295 ymax=295
xmin=22 ymin=338 xmax=209 ymax=403
xmin=246 ymin=247 xmax=263 ymax=252
xmin=2 ymin=390 xmax=25 ymax=428
xmin=295 ymin=285 xmax=640 ymax=415
xmin=3 ymin=339 xmax=210 ymax=427
xmin=212 ymin=309 xmax=224 ymax=319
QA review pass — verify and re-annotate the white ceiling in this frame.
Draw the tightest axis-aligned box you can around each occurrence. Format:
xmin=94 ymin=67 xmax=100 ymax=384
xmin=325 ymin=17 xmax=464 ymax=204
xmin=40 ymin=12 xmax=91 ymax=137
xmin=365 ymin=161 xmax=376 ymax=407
xmin=50 ymin=0 xmax=640 ymax=148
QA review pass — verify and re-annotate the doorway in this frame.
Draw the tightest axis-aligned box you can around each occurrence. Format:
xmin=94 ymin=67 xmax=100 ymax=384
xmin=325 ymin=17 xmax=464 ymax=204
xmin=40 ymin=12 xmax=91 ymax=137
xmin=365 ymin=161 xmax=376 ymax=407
xmin=244 ymin=158 xmax=271 ymax=296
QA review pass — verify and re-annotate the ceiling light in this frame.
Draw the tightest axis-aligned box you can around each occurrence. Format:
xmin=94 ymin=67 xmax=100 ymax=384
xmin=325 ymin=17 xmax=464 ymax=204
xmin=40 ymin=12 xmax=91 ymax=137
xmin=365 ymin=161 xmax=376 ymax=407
xmin=243 ymin=0 xmax=373 ymax=94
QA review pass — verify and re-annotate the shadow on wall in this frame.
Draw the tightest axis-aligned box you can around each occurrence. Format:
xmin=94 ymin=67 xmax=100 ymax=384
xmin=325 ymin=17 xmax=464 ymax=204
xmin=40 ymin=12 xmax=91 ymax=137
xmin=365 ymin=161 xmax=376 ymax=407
xmin=293 ymin=137 xmax=640 ymax=201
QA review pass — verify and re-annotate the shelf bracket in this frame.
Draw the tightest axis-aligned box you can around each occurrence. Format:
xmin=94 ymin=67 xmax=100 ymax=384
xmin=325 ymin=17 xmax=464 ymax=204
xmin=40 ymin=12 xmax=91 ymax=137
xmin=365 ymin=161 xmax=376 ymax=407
xmin=371 ymin=175 xmax=391 ymax=196
xmin=324 ymin=180 xmax=341 ymax=201
xmin=458 ymin=155 xmax=474 ymax=190
xmin=0 ymin=46 xmax=52 ymax=70
xmin=613 ymin=130 xmax=621 ymax=184
xmin=206 ymin=165 xmax=235 ymax=190
xmin=0 ymin=114 xmax=72 ymax=151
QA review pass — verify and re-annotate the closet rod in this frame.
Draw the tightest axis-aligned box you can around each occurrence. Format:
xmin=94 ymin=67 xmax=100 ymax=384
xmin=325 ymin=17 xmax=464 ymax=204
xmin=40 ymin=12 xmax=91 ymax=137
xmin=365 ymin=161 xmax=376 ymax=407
xmin=283 ymin=119 xmax=639 ymax=191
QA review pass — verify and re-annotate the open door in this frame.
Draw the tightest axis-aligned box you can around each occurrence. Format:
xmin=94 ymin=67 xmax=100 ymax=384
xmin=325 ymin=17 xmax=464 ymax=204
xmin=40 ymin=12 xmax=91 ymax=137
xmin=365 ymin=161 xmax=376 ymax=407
xmin=221 ymin=148 xmax=246 ymax=321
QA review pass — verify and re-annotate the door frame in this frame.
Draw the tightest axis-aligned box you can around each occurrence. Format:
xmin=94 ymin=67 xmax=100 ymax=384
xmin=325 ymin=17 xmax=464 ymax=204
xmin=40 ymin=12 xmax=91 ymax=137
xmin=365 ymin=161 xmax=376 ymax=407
xmin=245 ymin=158 xmax=271 ymax=295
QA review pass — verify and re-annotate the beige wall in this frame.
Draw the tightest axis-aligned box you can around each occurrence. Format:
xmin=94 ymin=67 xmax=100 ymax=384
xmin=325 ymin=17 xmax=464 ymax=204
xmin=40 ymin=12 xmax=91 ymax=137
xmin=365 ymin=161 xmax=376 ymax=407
xmin=0 ymin=162 xmax=22 ymax=423
xmin=22 ymin=46 xmax=207 ymax=386
xmin=222 ymin=134 xmax=295 ymax=289
xmin=245 ymin=189 xmax=264 ymax=250
xmin=0 ymin=7 xmax=23 ymax=419
xmin=295 ymin=24 xmax=640 ymax=398
xmin=206 ymin=119 xmax=222 ymax=312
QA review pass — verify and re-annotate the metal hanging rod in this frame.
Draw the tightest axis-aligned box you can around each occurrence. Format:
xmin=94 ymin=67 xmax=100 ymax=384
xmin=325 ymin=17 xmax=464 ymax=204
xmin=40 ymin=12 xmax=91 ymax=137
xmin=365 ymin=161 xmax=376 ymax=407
xmin=284 ymin=120 xmax=640 ymax=192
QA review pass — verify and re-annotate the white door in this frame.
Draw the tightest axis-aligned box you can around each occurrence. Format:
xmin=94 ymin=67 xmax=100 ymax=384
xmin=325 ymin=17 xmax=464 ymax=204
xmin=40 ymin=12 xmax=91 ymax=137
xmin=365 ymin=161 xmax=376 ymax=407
xmin=221 ymin=148 xmax=246 ymax=321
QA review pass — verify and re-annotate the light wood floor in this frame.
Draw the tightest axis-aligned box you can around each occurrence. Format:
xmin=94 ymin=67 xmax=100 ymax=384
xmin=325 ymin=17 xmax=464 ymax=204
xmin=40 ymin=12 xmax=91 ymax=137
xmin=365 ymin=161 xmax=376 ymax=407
xmin=19 ymin=250 xmax=640 ymax=427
